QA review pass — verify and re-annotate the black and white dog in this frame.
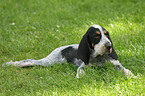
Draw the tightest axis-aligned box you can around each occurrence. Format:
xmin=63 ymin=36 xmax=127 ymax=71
xmin=4 ymin=25 xmax=136 ymax=78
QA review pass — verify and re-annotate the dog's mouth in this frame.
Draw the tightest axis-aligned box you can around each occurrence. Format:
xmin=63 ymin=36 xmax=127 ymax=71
xmin=93 ymin=46 xmax=112 ymax=57
xmin=93 ymin=42 xmax=113 ymax=57
xmin=104 ymin=42 xmax=112 ymax=54
xmin=105 ymin=47 xmax=112 ymax=54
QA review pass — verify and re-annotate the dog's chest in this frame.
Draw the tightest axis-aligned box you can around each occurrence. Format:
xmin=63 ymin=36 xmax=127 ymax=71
xmin=89 ymin=54 xmax=110 ymax=66
xmin=60 ymin=45 xmax=111 ymax=66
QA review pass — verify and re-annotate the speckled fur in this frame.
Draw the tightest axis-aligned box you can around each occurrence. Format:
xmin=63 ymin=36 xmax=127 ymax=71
xmin=3 ymin=25 xmax=136 ymax=78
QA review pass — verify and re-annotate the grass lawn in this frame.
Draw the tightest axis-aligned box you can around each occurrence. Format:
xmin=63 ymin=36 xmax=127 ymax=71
xmin=0 ymin=0 xmax=145 ymax=95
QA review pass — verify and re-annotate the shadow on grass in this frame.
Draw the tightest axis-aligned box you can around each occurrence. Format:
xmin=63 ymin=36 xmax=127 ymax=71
xmin=12 ymin=62 xmax=126 ymax=94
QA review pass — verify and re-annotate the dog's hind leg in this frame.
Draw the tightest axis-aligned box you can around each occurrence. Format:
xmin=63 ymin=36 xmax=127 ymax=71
xmin=3 ymin=45 xmax=72 ymax=67
xmin=3 ymin=58 xmax=54 ymax=67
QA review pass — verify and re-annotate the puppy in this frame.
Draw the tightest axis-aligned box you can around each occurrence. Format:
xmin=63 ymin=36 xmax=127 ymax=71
xmin=3 ymin=25 xmax=136 ymax=78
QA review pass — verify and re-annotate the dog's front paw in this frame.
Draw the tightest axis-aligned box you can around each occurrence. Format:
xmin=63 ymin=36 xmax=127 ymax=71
xmin=123 ymin=68 xmax=137 ymax=78
xmin=76 ymin=68 xmax=85 ymax=78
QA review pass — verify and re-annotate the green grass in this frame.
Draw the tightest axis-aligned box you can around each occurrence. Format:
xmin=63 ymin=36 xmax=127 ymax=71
xmin=0 ymin=0 xmax=145 ymax=95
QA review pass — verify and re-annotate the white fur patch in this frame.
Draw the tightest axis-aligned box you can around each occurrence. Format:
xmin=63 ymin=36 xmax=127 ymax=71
xmin=3 ymin=44 xmax=79 ymax=67
xmin=91 ymin=25 xmax=112 ymax=57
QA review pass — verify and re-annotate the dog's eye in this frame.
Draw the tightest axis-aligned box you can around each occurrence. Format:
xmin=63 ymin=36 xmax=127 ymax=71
xmin=95 ymin=36 xmax=99 ymax=38
xmin=94 ymin=31 xmax=101 ymax=38
xmin=95 ymin=35 xmax=100 ymax=38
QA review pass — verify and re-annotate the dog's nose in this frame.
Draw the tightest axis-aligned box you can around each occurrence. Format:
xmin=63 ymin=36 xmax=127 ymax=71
xmin=105 ymin=43 xmax=112 ymax=49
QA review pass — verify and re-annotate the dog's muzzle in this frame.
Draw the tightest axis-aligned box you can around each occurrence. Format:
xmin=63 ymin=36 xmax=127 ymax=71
xmin=105 ymin=43 xmax=112 ymax=53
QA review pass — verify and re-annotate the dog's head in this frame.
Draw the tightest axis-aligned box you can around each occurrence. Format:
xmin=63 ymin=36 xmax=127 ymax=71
xmin=78 ymin=25 xmax=118 ymax=64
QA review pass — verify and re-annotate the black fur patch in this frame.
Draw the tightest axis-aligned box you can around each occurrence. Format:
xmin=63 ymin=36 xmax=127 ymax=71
xmin=88 ymin=27 xmax=102 ymax=49
xmin=61 ymin=47 xmax=79 ymax=63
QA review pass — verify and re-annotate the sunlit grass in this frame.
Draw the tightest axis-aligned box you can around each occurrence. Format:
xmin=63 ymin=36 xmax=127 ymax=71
xmin=0 ymin=0 xmax=145 ymax=95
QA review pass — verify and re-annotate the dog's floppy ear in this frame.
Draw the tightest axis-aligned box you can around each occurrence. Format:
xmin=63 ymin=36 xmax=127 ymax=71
xmin=108 ymin=34 xmax=118 ymax=60
xmin=78 ymin=28 xmax=93 ymax=64
xmin=78 ymin=34 xmax=90 ymax=64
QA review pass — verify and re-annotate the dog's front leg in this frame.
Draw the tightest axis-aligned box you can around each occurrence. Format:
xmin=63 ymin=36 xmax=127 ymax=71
xmin=76 ymin=62 xmax=86 ymax=78
xmin=110 ymin=59 xmax=137 ymax=78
